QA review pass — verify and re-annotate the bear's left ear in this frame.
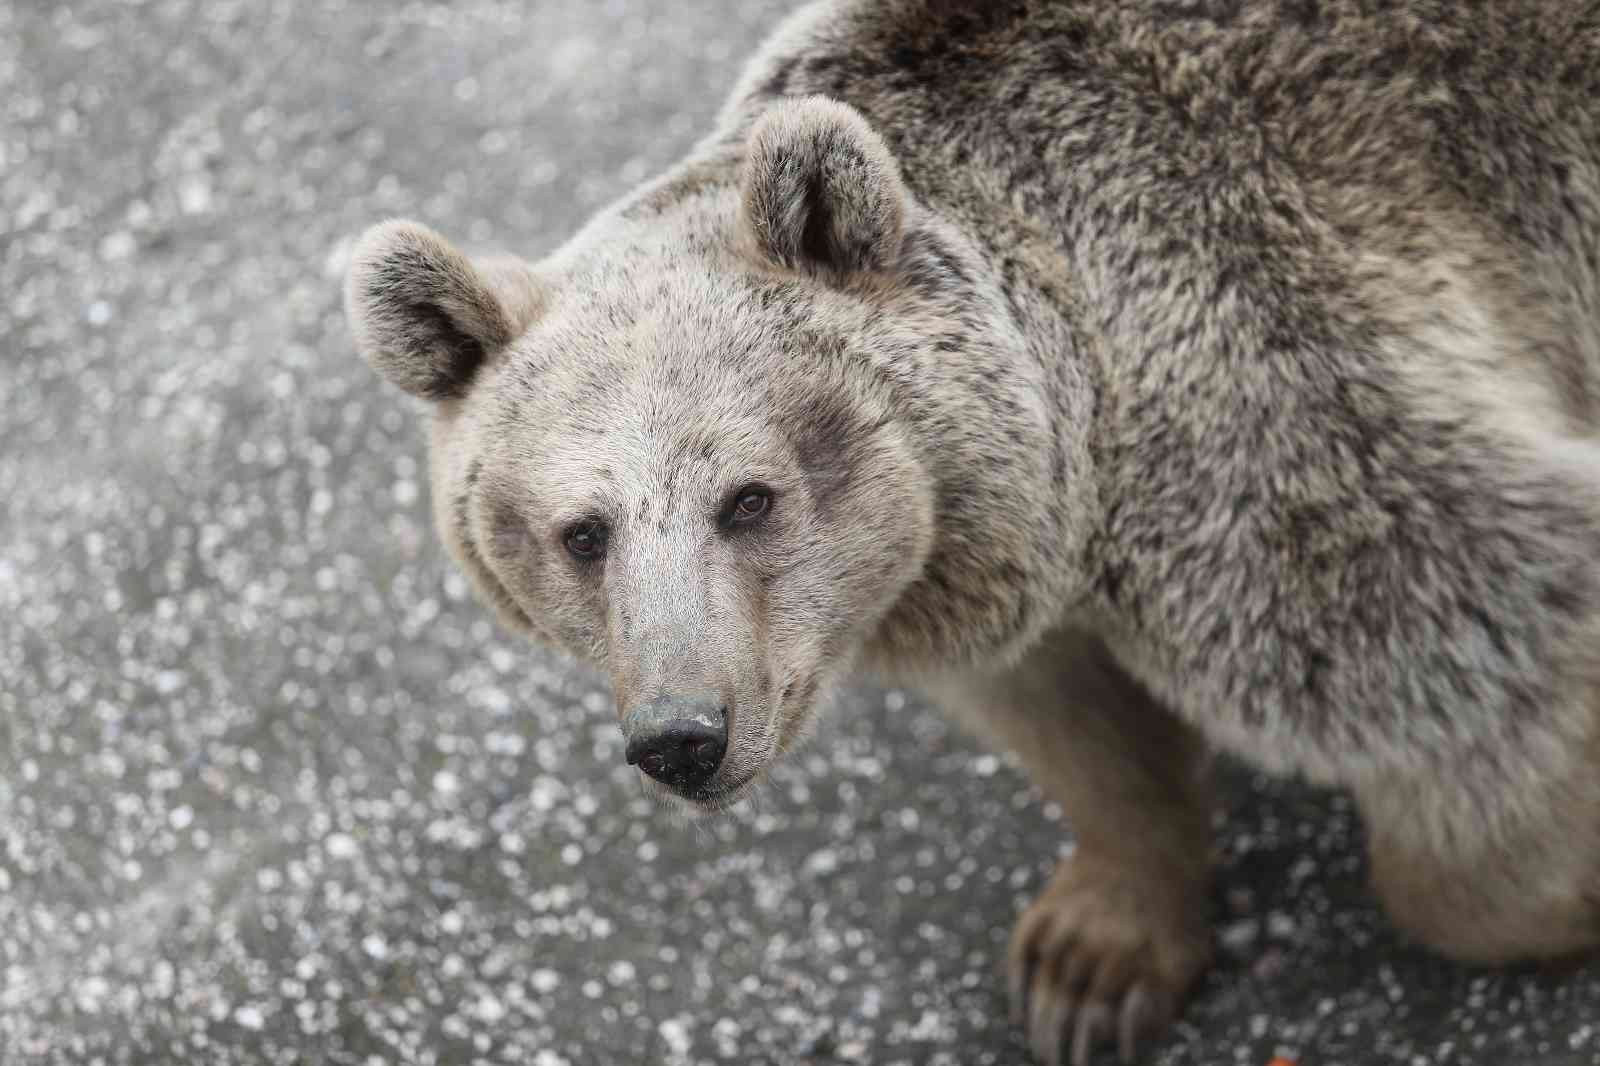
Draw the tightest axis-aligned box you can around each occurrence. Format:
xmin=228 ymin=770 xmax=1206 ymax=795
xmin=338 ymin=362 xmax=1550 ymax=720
xmin=345 ymin=219 xmax=545 ymax=401
xmin=740 ymin=96 xmax=907 ymax=277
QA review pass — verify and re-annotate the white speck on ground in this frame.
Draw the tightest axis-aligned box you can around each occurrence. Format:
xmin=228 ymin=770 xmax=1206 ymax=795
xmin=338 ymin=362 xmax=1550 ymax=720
xmin=98 ymin=230 xmax=136 ymax=261
xmin=659 ymin=1016 xmax=693 ymax=1055
xmin=325 ymin=833 xmax=359 ymax=859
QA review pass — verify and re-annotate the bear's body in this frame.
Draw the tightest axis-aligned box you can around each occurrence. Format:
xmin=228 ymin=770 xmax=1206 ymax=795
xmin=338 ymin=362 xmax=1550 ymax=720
xmin=347 ymin=3 xmax=1600 ymax=1062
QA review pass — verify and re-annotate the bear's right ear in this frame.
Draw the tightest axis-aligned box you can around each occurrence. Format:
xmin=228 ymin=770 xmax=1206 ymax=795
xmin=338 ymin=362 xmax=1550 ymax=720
xmin=344 ymin=220 xmax=543 ymax=400
xmin=740 ymin=96 xmax=908 ymax=278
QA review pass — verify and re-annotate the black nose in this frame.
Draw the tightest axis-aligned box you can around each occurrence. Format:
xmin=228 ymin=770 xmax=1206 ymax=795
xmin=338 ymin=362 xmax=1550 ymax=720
xmin=622 ymin=694 xmax=728 ymax=792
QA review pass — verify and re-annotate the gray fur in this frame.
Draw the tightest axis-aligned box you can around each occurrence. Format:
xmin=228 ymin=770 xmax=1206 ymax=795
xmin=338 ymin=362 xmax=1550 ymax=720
xmin=741 ymin=96 xmax=908 ymax=275
xmin=347 ymin=2 xmax=1600 ymax=1061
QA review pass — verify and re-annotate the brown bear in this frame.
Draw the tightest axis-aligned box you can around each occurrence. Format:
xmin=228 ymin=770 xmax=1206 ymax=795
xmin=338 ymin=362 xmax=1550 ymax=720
xmin=346 ymin=3 xmax=1600 ymax=1062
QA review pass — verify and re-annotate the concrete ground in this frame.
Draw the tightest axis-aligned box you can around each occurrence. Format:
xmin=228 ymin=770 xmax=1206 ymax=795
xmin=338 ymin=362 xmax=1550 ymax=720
xmin=3 ymin=2 xmax=1599 ymax=1064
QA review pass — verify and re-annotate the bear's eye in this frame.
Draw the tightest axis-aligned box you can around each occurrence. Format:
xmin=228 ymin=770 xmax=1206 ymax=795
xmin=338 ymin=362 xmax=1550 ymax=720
xmin=723 ymin=484 xmax=773 ymax=528
xmin=564 ymin=518 xmax=608 ymax=561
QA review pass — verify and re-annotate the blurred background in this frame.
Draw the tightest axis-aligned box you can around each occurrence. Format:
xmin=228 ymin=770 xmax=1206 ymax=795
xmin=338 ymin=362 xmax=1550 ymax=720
xmin=4 ymin=2 xmax=1600 ymax=1064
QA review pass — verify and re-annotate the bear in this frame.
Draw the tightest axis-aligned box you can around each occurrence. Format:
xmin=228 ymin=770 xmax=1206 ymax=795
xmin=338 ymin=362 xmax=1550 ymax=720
xmin=344 ymin=2 xmax=1600 ymax=1063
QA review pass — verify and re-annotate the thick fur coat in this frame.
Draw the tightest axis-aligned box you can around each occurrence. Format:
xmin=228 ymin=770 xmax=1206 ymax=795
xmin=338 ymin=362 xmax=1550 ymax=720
xmin=346 ymin=3 xmax=1600 ymax=1062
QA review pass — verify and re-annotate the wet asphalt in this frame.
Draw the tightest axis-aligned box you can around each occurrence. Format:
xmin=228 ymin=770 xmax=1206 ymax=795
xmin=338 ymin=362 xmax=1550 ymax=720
xmin=4 ymin=2 xmax=1600 ymax=1064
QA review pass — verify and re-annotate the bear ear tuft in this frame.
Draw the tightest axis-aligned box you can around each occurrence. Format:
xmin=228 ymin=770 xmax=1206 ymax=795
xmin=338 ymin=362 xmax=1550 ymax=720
xmin=740 ymin=96 xmax=908 ymax=277
xmin=344 ymin=220 xmax=542 ymax=401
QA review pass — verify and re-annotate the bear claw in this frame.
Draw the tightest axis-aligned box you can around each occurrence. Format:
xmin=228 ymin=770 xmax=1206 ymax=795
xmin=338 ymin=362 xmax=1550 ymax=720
xmin=1009 ymin=856 xmax=1209 ymax=1065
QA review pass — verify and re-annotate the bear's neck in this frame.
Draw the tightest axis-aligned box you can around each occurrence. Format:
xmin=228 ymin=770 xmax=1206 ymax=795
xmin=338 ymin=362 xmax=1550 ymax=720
xmin=841 ymin=199 xmax=1106 ymax=678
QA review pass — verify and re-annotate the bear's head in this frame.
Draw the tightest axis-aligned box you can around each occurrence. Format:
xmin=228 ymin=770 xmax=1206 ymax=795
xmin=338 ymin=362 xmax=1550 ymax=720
xmin=346 ymin=97 xmax=1018 ymax=809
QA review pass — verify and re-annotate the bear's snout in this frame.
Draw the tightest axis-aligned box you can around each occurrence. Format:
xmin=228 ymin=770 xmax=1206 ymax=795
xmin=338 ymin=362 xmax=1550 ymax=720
xmin=621 ymin=693 xmax=729 ymax=795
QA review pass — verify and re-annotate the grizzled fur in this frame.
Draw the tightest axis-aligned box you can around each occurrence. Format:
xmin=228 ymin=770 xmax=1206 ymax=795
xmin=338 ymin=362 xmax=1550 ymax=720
xmin=347 ymin=2 xmax=1600 ymax=1063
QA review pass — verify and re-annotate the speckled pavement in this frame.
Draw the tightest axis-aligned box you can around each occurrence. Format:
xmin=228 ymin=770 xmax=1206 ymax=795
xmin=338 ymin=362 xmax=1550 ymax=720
xmin=3 ymin=2 xmax=1599 ymax=1064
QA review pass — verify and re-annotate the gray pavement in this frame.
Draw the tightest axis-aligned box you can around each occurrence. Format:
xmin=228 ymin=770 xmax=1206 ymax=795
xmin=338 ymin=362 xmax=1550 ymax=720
xmin=3 ymin=2 xmax=1599 ymax=1064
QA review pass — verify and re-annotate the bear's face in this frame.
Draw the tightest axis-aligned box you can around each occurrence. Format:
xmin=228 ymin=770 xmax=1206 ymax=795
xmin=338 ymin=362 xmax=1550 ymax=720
xmin=449 ymin=256 xmax=934 ymax=807
xmin=348 ymin=99 xmax=944 ymax=809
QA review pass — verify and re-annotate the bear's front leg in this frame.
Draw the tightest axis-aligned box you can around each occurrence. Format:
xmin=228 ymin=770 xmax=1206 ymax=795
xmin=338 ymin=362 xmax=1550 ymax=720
xmin=938 ymin=629 xmax=1215 ymax=1066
